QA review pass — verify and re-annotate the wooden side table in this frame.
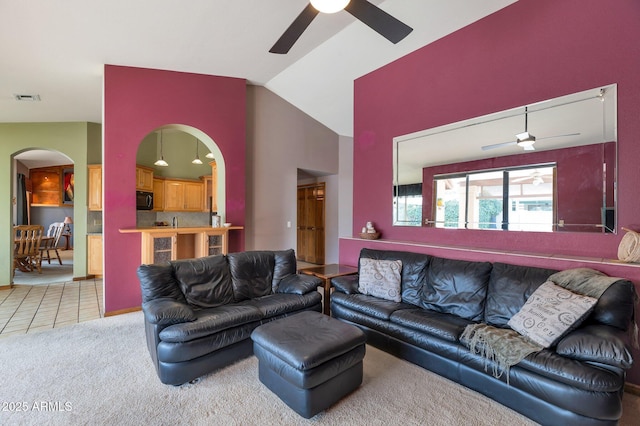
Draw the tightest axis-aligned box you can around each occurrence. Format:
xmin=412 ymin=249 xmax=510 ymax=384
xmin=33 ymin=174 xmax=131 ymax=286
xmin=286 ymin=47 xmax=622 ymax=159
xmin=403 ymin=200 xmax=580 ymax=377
xmin=299 ymin=264 xmax=358 ymax=315
xmin=61 ymin=232 xmax=72 ymax=250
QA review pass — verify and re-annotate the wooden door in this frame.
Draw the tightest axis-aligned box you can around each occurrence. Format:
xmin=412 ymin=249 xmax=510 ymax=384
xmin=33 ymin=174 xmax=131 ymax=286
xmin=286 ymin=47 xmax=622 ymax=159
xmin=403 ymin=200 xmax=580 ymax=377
xmin=183 ymin=182 xmax=204 ymax=211
xmin=88 ymin=165 xmax=102 ymax=211
xmin=296 ymin=183 xmax=325 ymax=264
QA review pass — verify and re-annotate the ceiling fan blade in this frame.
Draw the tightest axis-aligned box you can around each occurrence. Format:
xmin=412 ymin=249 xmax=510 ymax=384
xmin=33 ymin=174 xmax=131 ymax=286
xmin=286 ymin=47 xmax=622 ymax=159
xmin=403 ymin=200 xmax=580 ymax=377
xmin=536 ymin=132 xmax=581 ymax=141
xmin=269 ymin=4 xmax=319 ymax=54
xmin=481 ymin=140 xmax=517 ymax=151
xmin=345 ymin=0 xmax=413 ymax=44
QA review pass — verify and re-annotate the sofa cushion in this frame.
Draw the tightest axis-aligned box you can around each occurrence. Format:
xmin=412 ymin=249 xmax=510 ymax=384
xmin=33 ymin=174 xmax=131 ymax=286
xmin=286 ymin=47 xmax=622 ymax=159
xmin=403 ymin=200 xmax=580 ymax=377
xmin=422 ymin=257 xmax=492 ymax=322
xmin=359 ymin=248 xmax=429 ymax=306
xmin=171 ymin=255 xmax=234 ymax=308
xmin=247 ymin=292 xmax=322 ymax=318
xmin=272 ymin=249 xmax=297 ymax=291
xmin=555 ymin=325 xmax=633 ymax=369
xmin=137 ymin=263 xmax=186 ymax=304
xmin=358 ymin=258 xmax=402 ymax=302
xmin=159 ymin=304 xmax=263 ymax=343
xmin=508 ymin=281 xmax=597 ymax=348
xmin=228 ymin=251 xmax=275 ymax=302
xmin=484 ymin=262 xmax=558 ymax=327
xmin=331 ymin=292 xmax=414 ymax=321
xmin=390 ymin=309 xmax=474 ymax=342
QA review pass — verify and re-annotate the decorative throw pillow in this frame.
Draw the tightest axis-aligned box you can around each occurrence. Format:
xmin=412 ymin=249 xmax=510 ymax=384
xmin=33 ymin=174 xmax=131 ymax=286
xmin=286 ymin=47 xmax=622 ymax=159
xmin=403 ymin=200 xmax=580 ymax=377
xmin=507 ymin=281 xmax=597 ymax=348
xmin=358 ymin=258 xmax=402 ymax=302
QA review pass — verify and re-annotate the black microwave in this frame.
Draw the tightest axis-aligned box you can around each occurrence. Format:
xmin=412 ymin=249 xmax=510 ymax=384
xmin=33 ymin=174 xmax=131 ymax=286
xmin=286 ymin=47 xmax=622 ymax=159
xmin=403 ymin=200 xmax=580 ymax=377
xmin=136 ymin=191 xmax=154 ymax=210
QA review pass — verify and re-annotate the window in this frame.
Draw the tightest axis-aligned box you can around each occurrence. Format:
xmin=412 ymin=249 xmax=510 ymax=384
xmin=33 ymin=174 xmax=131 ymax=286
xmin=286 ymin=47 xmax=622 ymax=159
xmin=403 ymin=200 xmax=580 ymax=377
xmin=433 ymin=164 xmax=556 ymax=231
xmin=394 ymin=183 xmax=422 ymax=226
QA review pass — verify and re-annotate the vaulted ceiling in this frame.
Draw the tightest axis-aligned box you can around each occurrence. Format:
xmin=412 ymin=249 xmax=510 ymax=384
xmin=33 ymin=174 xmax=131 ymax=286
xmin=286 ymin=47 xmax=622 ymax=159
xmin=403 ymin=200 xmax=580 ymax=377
xmin=1 ymin=0 xmax=516 ymax=137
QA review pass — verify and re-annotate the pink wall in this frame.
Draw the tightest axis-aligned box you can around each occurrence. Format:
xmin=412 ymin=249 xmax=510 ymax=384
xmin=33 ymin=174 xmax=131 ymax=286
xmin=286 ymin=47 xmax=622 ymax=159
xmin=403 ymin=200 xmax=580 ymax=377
xmin=103 ymin=65 xmax=246 ymax=314
xmin=347 ymin=0 xmax=640 ymax=384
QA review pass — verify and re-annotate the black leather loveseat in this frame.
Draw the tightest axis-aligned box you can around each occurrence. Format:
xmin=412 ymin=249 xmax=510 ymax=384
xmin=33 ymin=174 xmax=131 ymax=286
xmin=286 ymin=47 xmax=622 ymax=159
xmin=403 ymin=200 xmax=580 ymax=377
xmin=331 ymin=248 xmax=636 ymax=426
xmin=137 ymin=249 xmax=322 ymax=385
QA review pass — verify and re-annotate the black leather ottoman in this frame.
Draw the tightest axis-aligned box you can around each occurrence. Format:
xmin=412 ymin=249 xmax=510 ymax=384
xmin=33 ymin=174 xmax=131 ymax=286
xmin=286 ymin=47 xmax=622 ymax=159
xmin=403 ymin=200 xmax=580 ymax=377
xmin=251 ymin=310 xmax=367 ymax=419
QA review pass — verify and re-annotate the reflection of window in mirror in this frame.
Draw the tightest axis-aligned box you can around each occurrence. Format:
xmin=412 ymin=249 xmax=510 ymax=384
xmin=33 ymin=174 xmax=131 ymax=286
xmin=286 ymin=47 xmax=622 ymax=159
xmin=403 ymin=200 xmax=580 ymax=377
xmin=393 ymin=183 xmax=422 ymax=225
xmin=433 ymin=164 xmax=556 ymax=232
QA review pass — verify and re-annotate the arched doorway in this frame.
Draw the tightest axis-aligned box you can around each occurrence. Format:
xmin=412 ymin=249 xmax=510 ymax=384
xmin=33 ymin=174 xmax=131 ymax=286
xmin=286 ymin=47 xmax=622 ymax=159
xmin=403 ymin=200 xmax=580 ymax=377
xmin=11 ymin=149 xmax=76 ymax=285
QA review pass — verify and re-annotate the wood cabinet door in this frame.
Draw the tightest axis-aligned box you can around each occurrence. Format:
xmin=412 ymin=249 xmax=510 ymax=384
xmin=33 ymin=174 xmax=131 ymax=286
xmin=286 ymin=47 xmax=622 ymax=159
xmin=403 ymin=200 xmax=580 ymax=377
xmin=163 ymin=181 xmax=185 ymax=211
xmin=31 ymin=169 xmax=61 ymax=206
xmin=152 ymin=178 xmax=164 ymax=211
xmin=136 ymin=166 xmax=154 ymax=191
xmin=88 ymin=165 xmax=102 ymax=211
xmin=87 ymin=235 xmax=103 ymax=275
xmin=183 ymin=182 xmax=204 ymax=211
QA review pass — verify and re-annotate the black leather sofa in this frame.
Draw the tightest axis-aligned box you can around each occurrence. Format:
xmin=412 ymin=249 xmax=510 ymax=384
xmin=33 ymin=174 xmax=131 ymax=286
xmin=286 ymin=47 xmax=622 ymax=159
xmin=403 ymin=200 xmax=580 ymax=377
xmin=331 ymin=248 xmax=636 ymax=426
xmin=137 ymin=249 xmax=323 ymax=385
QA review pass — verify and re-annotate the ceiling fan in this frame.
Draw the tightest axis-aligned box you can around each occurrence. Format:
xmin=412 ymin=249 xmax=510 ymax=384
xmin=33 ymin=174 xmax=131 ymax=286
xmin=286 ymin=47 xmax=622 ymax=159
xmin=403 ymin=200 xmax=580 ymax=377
xmin=270 ymin=0 xmax=413 ymax=54
xmin=481 ymin=107 xmax=580 ymax=152
xmin=512 ymin=170 xmax=545 ymax=186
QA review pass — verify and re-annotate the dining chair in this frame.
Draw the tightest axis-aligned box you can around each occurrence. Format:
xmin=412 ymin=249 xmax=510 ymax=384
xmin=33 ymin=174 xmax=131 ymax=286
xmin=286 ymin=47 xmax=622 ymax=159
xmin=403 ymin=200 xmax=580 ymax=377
xmin=40 ymin=222 xmax=64 ymax=265
xmin=13 ymin=225 xmax=44 ymax=273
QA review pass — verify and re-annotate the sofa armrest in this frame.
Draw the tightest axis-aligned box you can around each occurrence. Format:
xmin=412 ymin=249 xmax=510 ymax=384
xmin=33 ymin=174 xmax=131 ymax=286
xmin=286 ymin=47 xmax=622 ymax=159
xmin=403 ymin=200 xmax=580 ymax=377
xmin=276 ymin=274 xmax=322 ymax=295
xmin=332 ymin=275 xmax=360 ymax=294
xmin=142 ymin=297 xmax=197 ymax=326
xmin=556 ymin=324 xmax=633 ymax=369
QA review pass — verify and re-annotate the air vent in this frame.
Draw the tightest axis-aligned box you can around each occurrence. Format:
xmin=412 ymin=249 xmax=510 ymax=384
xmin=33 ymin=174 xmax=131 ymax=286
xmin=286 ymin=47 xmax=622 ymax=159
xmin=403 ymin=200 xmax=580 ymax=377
xmin=14 ymin=94 xmax=41 ymax=101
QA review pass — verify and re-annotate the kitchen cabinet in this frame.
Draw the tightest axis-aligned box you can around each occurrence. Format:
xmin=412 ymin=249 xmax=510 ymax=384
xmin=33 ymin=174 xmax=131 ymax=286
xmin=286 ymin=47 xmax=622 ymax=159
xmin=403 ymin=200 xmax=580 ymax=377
xmin=136 ymin=165 xmax=154 ymax=192
xmin=201 ymin=160 xmax=217 ymax=212
xmin=88 ymin=165 xmax=102 ymax=211
xmin=30 ymin=167 xmax=63 ymax=206
xmin=152 ymin=178 xmax=164 ymax=211
xmin=87 ymin=235 xmax=103 ymax=276
xmin=163 ymin=179 xmax=203 ymax=212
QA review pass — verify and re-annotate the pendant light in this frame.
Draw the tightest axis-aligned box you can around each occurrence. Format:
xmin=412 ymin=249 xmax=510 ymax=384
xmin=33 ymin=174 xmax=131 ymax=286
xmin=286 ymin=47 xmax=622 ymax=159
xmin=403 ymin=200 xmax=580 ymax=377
xmin=205 ymin=151 xmax=215 ymax=159
xmin=192 ymin=137 xmax=203 ymax=165
xmin=154 ymin=130 xmax=169 ymax=167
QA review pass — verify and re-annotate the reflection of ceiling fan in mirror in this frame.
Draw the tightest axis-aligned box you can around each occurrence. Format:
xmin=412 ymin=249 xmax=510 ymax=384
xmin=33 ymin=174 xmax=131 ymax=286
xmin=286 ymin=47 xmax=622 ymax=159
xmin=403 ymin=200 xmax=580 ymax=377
xmin=512 ymin=171 xmax=545 ymax=186
xmin=270 ymin=0 xmax=413 ymax=54
xmin=481 ymin=107 xmax=580 ymax=152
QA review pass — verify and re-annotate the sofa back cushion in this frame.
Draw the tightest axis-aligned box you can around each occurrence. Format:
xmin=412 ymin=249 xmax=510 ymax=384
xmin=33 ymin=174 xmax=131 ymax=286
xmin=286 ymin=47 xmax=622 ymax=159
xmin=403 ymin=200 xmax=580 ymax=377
xmin=228 ymin=251 xmax=275 ymax=302
xmin=359 ymin=248 xmax=430 ymax=306
xmin=583 ymin=280 xmax=635 ymax=330
xmin=272 ymin=249 xmax=297 ymax=292
xmin=484 ymin=262 xmax=558 ymax=327
xmin=171 ymin=255 xmax=234 ymax=308
xmin=422 ymin=257 xmax=492 ymax=322
xmin=137 ymin=263 xmax=186 ymax=304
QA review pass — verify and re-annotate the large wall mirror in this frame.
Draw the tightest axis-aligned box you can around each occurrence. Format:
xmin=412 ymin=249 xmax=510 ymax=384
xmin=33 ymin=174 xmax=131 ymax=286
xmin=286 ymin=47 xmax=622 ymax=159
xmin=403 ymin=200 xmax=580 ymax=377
xmin=393 ymin=84 xmax=617 ymax=233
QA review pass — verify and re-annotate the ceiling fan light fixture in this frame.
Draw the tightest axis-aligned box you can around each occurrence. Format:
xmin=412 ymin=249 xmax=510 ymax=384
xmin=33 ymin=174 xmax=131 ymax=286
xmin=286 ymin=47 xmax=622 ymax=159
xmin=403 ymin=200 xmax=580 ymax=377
xmin=516 ymin=131 xmax=536 ymax=148
xmin=310 ymin=0 xmax=350 ymax=14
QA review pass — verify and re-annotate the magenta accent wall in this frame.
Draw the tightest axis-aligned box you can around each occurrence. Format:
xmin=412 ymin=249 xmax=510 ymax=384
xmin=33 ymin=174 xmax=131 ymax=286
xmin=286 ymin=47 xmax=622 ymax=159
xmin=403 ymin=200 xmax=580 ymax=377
xmin=103 ymin=65 xmax=246 ymax=314
xmin=347 ymin=0 xmax=640 ymax=384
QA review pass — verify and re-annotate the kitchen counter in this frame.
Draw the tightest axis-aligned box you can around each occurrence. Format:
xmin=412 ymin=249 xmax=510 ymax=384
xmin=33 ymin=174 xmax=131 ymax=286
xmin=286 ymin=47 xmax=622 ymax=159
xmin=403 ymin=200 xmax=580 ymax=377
xmin=119 ymin=226 xmax=243 ymax=264
xmin=119 ymin=226 xmax=243 ymax=234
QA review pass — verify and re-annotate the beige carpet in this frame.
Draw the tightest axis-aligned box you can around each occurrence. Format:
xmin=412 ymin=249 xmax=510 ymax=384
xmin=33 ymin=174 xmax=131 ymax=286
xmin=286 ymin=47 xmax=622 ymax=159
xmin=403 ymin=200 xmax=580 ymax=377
xmin=0 ymin=311 xmax=638 ymax=425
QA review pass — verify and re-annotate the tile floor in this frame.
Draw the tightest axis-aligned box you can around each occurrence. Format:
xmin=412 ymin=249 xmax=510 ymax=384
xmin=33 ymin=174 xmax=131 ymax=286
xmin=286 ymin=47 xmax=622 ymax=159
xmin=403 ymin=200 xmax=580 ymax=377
xmin=0 ymin=279 xmax=103 ymax=338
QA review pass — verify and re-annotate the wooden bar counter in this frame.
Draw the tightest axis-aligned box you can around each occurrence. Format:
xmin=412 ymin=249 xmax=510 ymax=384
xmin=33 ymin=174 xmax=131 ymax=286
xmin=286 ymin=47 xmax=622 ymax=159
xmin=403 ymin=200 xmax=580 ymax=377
xmin=119 ymin=226 xmax=243 ymax=264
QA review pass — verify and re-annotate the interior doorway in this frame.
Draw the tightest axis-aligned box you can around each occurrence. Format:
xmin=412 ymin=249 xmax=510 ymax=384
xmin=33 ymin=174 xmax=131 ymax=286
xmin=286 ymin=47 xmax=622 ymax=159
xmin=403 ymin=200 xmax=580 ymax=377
xmin=297 ymin=182 xmax=325 ymax=265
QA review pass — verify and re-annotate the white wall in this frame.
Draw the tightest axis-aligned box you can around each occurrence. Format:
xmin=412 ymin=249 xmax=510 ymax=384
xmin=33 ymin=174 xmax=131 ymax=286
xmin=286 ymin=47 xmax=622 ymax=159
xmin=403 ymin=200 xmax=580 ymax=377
xmin=246 ymin=86 xmax=340 ymax=256
xmin=338 ymin=135 xmax=354 ymax=238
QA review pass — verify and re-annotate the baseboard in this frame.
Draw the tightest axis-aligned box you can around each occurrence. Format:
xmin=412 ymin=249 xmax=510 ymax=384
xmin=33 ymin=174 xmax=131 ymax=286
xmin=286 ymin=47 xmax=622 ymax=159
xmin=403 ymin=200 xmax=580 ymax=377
xmin=104 ymin=306 xmax=141 ymax=317
xmin=0 ymin=284 xmax=13 ymax=290
xmin=625 ymin=382 xmax=640 ymax=396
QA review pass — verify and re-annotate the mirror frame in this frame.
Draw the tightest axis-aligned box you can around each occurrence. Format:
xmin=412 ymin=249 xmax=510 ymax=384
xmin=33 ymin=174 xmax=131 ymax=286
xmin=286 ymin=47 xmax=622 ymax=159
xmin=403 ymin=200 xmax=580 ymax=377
xmin=393 ymin=84 xmax=617 ymax=232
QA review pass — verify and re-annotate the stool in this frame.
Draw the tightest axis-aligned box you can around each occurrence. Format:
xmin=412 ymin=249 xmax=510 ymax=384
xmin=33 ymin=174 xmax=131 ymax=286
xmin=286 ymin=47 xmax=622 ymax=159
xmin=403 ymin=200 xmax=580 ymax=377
xmin=251 ymin=310 xmax=366 ymax=419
